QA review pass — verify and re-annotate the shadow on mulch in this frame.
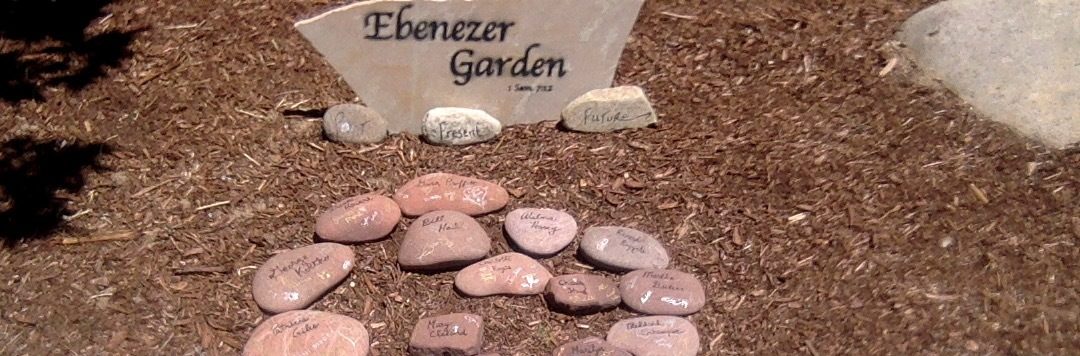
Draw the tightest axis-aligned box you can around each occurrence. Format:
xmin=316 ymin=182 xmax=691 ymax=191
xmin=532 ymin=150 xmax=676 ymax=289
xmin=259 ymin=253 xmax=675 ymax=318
xmin=0 ymin=137 xmax=112 ymax=246
xmin=0 ymin=0 xmax=140 ymax=103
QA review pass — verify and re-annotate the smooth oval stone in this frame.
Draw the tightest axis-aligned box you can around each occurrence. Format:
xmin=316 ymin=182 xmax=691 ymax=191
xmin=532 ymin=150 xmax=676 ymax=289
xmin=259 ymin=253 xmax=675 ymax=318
xmin=553 ymin=337 xmax=632 ymax=356
xmin=408 ymin=313 xmax=484 ymax=356
xmin=315 ymin=194 xmax=401 ymax=243
xmin=422 ymin=107 xmax=503 ymax=146
xmin=504 ymin=208 xmax=578 ymax=257
xmin=561 ymin=86 xmax=657 ymax=133
xmin=579 ymin=226 xmax=670 ymax=272
xmin=620 ymin=269 xmax=706 ymax=316
xmin=242 ymin=310 xmax=370 ymax=356
xmin=323 ymin=103 xmax=388 ymax=144
xmin=455 ymin=252 xmax=552 ymax=297
xmin=252 ymin=243 xmax=354 ymax=313
xmin=606 ymin=316 xmax=700 ymax=356
xmin=398 ymin=210 xmax=491 ymax=271
xmin=545 ymin=274 xmax=621 ymax=314
xmin=393 ymin=173 xmax=509 ymax=217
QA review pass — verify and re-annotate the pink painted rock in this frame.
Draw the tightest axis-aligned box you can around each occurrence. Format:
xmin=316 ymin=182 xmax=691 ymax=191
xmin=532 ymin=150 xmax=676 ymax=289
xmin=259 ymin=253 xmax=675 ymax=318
xmin=553 ymin=337 xmax=632 ymax=356
xmin=579 ymin=226 xmax=670 ymax=272
xmin=242 ymin=310 xmax=370 ymax=356
xmin=504 ymin=208 xmax=578 ymax=257
xmin=398 ymin=210 xmax=491 ymax=271
xmin=315 ymin=194 xmax=401 ymax=243
xmin=606 ymin=316 xmax=700 ymax=356
xmin=620 ymin=269 xmax=706 ymax=316
xmin=455 ymin=252 xmax=552 ymax=297
xmin=545 ymin=274 xmax=621 ymax=314
xmin=408 ymin=313 xmax=484 ymax=356
xmin=393 ymin=173 xmax=509 ymax=217
xmin=252 ymin=243 xmax=354 ymax=313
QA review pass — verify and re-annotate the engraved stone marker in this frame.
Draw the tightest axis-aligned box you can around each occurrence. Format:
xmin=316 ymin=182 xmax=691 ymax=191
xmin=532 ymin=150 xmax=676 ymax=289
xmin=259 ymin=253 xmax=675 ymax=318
xmin=242 ymin=310 xmax=370 ymax=356
xmin=607 ymin=316 xmax=700 ymax=356
xmin=252 ymin=243 xmax=355 ymax=313
xmin=409 ymin=313 xmax=484 ymax=355
xmin=295 ymin=0 xmax=646 ymax=133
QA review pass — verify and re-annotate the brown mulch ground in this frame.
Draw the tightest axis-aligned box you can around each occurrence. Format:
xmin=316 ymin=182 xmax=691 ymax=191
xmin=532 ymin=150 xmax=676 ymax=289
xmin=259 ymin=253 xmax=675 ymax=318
xmin=1 ymin=0 xmax=1077 ymax=355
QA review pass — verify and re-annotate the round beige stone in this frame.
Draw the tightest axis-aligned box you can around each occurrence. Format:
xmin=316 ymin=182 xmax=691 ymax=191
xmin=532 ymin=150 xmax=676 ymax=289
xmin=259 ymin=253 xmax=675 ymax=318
xmin=242 ymin=310 xmax=370 ymax=356
xmin=553 ymin=337 xmax=632 ymax=356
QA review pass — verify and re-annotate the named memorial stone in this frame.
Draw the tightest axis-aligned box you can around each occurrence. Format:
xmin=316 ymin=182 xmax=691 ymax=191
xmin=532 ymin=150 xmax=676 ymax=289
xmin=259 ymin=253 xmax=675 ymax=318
xmin=251 ymin=243 xmax=355 ymax=313
xmin=398 ymin=210 xmax=492 ymax=271
xmin=606 ymin=316 xmax=700 ymax=356
xmin=545 ymin=274 xmax=621 ymax=314
xmin=454 ymin=252 xmax=552 ymax=297
xmin=579 ymin=226 xmax=670 ymax=272
xmin=242 ymin=310 xmax=370 ymax=356
xmin=295 ymin=0 xmax=646 ymax=133
xmin=620 ymin=269 xmax=706 ymax=316
xmin=315 ymin=193 xmax=401 ymax=243
xmin=409 ymin=313 xmax=484 ymax=356
xmin=553 ymin=337 xmax=631 ymax=356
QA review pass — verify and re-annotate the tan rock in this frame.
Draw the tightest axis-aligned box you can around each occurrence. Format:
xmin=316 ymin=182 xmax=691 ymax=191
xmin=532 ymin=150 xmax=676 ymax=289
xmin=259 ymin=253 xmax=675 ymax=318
xmin=408 ymin=313 xmax=484 ymax=356
xmin=323 ymin=103 xmax=388 ymax=144
xmin=504 ymin=208 xmax=578 ymax=257
xmin=607 ymin=316 xmax=700 ymax=356
xmin=393 ymin=173 xmax=509 ymax=217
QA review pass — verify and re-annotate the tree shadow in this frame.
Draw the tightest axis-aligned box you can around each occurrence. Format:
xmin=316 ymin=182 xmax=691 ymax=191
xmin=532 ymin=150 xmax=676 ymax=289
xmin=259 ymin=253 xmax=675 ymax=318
xmin=0 ymin=0 xmax=140 ymax=103
xmin=0 ymin=137 xmax=112 ymax=246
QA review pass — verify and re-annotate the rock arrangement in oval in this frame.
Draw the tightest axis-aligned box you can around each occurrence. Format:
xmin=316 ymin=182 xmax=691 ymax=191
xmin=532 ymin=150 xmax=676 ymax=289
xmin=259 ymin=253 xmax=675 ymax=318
xmin=242 ymin=310 xmax=370 ymax=356
xmin=315 ymin=194 xmax=401 ymax=243
xmin=545 ymin=274 xmax=621 ymax=315
xmin=553 ymin=337 xmax=632 ymax=356
xmin=398 ymin=210 xmax=492 ymax=271
xmin=620 ymin=269 xmax=706 ymax=316
xmin=504 ymin=208 xmax=578 ymax=257
xmin=607 ymin=316 xmax=700 ymax=356
xmin=579 ymin=226 xmax=670 ymax=272
xmin=408 ymin=313 xmax=485 ymax=356
xmin=393 ymin=172 xmax=510 ymax=217
xmin=455 ymin=252 xmax=552 ymax=297
xmin=252 ymin=243 xmax=355 ymax=313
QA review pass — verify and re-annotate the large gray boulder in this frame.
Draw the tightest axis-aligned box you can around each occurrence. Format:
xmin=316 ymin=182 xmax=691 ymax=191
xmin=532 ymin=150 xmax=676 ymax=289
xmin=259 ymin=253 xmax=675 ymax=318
xmin=899 ymin=0 xmax=1079 ymax=148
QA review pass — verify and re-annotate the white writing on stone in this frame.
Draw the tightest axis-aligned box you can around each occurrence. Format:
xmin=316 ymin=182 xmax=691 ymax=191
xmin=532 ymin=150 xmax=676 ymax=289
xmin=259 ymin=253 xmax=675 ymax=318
xmin=661 ymin=297 xmax=689 ymax=308
xmin=596 ymin=238 xmax=609 ymax=251
xmin=640 ymin=290 xmax=652 ymax=304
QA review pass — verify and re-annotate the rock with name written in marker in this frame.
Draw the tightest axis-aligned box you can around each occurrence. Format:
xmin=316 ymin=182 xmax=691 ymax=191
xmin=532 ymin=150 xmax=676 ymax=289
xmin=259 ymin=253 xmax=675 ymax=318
xmin=455 ymin=252 xmax=552 ymax=297
xmin=315 ymin=194 xmax=401 ymax=243
xmin=620 ymin=269 xmax=705 ymax=316
xmin=606 ymin=316 xmax=700 ymax=356
xmin=561 ymin=86 xmax=657 ymax=133
xmin=504 ymin=208 xmax=578 ymax=257
xmin=422 ymin=107 xmax=502 ymax=146
xmin=323 ymin=103 xmax=389 ymax=144
xmin=252 ymin=243 xmax=355 ymax=314
xmin=394 ymin=173 xmax=509 ymax=217
xmin=579 ymin=226 xmax=670 ymax=272
xmin=399 ymin=210 xmax=492 ymax=271
xmin=545 ymin=274 xmax=621 ymax=315
xmin=408 ymin=313 xmax=484 ymax=356
xmin=242 ymin=310 xmax=370 ymax=356
xmin=553 ymin=337 xmax=632 ymax=356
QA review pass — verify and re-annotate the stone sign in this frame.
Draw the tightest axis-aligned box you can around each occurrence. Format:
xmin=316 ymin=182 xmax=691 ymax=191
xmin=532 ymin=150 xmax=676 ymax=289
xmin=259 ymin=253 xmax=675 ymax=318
xmin=295 ymin=0 xmax=646 ymax=133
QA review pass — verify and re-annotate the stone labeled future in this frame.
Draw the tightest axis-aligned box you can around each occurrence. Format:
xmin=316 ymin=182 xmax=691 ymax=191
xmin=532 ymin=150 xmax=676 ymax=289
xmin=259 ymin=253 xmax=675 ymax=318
xmin=455 ymin=252 xmax=552 ymax=297
xmin=620 ymin=269 xmax=706 ymax=316
xmin=607 ymin=316 xmax=700 ymax=356
xmin=398 ymin=210 xmax=491 ymax=271
xmin=422 ymin=107 xmax=502 ymax=145
xmin=393 ymin=173 xmax=509 ymax=216
xmin=562 ymin=86 xmax=657 ymax=133
xmin=252 ymin=243 xmax=354 ymax=313
xmin=315 ymin=194 xmax=401 ymax=243
xmin=545 ymin=274 xmax=621 ymax=314
xmin=503 ymin=208 xmax=578 ymax=257
xmin=409 ymin=313 xmax=485 ymax=356
xmin=579 ymin=226 xmax=670 ymax=272
xmin=242 ymin=310 xmax=370 ymax=356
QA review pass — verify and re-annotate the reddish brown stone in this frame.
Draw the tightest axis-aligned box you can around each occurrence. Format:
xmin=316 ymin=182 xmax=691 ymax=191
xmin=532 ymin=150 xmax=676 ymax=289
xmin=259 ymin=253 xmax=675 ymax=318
xmin=393 ymin=173 xmax=509 ymax=217
xmin=398 ymin=210 xmax=491 ymax=271
xmin=252 ymin=243 xmax=354 ymax=313
xmin=545 ymin=274 xmax=621 ymax=314
xmin=455 ymin=253 xmax=552 ymax=297
xmin=620 ymin=269 xmax=706 ymax=316
xmin=504 ymin=208 xmax=578 ymax=257
xmin=606 ymin=316 xmax=700 ymax=356
xmin=242 ymin=310 xmax=370 ymax=356
xmin=579 ymin=226 xmax=670 ymax=272
xmin=552 ymin=337 xmax=632 ymax=356
xmin=315 ymin=194 xmax=401 ymax=243
xmin=408 ymin=313 xmax=484 ymax=356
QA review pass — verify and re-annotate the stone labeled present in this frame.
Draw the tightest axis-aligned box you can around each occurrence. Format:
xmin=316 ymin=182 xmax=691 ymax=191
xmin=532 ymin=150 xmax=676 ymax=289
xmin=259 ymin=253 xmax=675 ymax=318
xmin=394 ymin=173 xmax=509 ymax=217
xmin=323 ymin=103 xmax=388 ymax=144
xmin=561 ymin=86 xmax=657 ymax=133
xmin=315 ymin=194 xmax=401 ymax=243
xmin=620 ymin=269 xmax=706 ymax=316
xmin=553 ymin=337 xmax=632 ymax=356
xmin=242 ymin=310 xmax=370 ymax=356
xmin=398 ymin=210 xmax=492 ymax=271
xmin=607 ymin=316 xmax=700 ymax=356
xmin=504 ymin=208 xmax=578 ymax=257
xmin=409 ymin=313 xmax=484 ymax=356
xmin=252 ymin=243 xmax=354 ymax=313
xmin=422 ymin=107 xmax=502 ymax=146
xmin=545 ymin=274 xmax=621 ymax=314
xmin=455 ymin=252 xmax=552 ymax=297
xmin=295 ymin=0 xmax=646 ymax=134
xmin=579 ymin=226 xmax=670 ymax=272
xmin=899 ymin=0 xmax=1080 ymax=148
